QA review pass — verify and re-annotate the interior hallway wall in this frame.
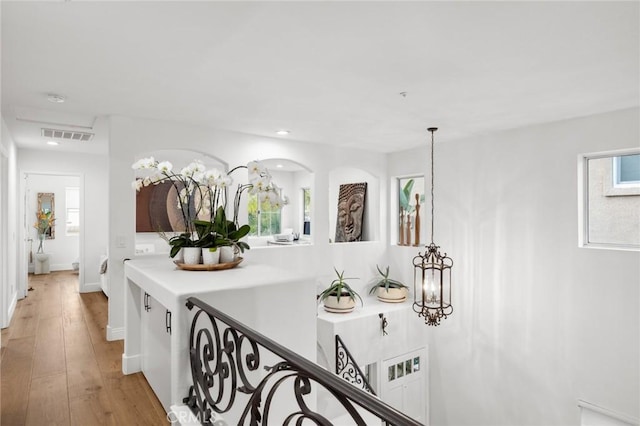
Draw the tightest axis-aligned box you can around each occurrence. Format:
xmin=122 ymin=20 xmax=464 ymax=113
xmin=388 ymin=107 xmax=640 ymax=425
xmin=0 ymin=116 xmax=19 ymax=328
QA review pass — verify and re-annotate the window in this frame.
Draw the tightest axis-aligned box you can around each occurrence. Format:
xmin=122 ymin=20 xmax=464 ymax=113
xmin=613 ymin=154 xmax=640 ymax=188
xmin=65 ymin=187 xmax=80 ymax=236
xmin=248 ymin=192 xmax=281 ymax=236
xmin=580 ymin=151 xmax=640 ymax=250
xmin=302 ymin=188 xmax=311 ymax=236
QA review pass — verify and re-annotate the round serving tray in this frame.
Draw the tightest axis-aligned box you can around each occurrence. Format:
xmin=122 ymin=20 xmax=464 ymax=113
xmin=173 ymin=257 xmax=243 ymax=271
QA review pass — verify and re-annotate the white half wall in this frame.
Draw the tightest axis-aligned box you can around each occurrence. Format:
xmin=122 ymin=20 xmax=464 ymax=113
xmin=388 ymin=108 xmax=640 ymax=425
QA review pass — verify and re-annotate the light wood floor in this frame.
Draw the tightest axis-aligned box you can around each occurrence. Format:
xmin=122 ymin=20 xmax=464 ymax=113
xmin=1 ymin=271 xmax=168 ymax=425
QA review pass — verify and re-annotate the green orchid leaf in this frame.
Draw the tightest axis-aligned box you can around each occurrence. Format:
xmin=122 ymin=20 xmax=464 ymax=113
xmin=170 ymin=245 xmax=182 ymax=258
xmin=236 ymin=241 xmax=250 ymax=252
xmin=229 ymin=224 xmax=250 ymax=241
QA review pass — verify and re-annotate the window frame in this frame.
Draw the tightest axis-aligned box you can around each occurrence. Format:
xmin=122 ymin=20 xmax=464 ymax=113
xmin=302 ymin=187 xmax=311 ymax=236
xmin=613 ymin=154 xmax=640 ymax=189
xmin=248 ymin=190 xmax=282 ymax=237
xmin=578 ymin=148 xmax=640 ymax=251
xmin=65 ymin=186 xmax=80 ymax=236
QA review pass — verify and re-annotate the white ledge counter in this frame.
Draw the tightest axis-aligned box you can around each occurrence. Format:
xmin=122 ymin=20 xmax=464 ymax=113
xmin=123 ymin=254 xmax=316 ymax=413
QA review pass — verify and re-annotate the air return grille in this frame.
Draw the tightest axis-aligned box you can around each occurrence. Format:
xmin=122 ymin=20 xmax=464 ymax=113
xmin=41 ymin=128 xmax=94 ymax=142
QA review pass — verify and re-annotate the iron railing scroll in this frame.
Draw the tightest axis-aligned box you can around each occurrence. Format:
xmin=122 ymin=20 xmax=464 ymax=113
xmin=184 ymin=297 xmax=423 ymax=426
xmin=335 ymin=334 xmax=376 ymax=396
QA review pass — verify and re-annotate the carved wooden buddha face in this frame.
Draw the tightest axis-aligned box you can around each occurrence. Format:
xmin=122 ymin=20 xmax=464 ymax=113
xmin=335 ymin=182 xmax=367 ymax=242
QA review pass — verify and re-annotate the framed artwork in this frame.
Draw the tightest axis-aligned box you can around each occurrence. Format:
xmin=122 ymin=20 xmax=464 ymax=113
xmin=37 ymin=192 xmax=55 ymax=239
xmin=334 ymin=182 xmax=367 ymax=242
xmin=136 ymin=182 xmax=188 ymax=232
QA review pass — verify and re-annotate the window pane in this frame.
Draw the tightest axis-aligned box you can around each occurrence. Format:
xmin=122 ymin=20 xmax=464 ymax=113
xmin=65 ymin=187 xmax=80 ymax=236
xmin=303 ymin=188 xmax=311 ymax=235
xmin=619 ymin=154 xmax=640 ymax=183
xmin=247 ymin=192 xmax=282 ymax=236
xmin=587 ymin=155 xmax=640 ymax=247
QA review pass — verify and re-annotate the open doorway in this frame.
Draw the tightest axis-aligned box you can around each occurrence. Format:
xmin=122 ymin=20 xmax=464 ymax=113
xmin=19 ymin=172 xmax=83 ymax=297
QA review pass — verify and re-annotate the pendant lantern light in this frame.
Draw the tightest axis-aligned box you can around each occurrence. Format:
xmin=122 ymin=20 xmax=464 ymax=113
xmin=412 ymin=128 xmax=454 ymax=326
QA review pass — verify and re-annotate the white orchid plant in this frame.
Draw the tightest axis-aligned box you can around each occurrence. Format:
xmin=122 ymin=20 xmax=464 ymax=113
xmin=132 ymin=157 xmax=287 ymax=257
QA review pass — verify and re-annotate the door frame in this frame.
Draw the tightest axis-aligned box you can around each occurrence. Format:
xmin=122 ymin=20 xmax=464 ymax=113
xmin=19 ymin=170 xmax=85 ymax=296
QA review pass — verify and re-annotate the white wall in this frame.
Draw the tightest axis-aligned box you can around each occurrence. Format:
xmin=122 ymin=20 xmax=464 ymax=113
xmin=109 ymin=115 xmax=389 ymax=340
xmin=1 ymin=117 xmax=19 ymax=328
xmin=18 ymin=149 xmax=109 ymax=293
xmin=25 ymin=174 xmax=80 ymax=272
xmin=388 ymin=108 xmax=640 ymax=425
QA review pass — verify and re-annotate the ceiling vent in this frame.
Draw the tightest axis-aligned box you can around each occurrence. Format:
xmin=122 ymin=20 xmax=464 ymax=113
xmin=41 ymin=128 xmax=94 ymax=142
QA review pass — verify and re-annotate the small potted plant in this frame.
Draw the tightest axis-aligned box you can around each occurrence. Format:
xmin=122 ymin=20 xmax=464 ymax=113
xmin=193 ymin=219 xmax=220 ymax=265
xmin=369 ymin=265 xmax=409 ymax=303
xmin=168 ymin=233 xmax=199 ymax=264
xmin=319 ymin=268 xmax=362 ymax=313
xmin=208 ymin=206 xmax=251 ymax=263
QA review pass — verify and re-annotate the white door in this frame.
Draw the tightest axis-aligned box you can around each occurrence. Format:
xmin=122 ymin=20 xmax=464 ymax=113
xmin=380 ymin=348 xmax=427 ymax=424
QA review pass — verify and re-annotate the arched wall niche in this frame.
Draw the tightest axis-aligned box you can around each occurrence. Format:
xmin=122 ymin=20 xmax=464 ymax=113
xmin=328 ymin=167 xmax=380 ymax=243
xmin=247 ymin=158 xmax=314 ymax=247
xmin=134 ymin=149 xmax=228 ymax=173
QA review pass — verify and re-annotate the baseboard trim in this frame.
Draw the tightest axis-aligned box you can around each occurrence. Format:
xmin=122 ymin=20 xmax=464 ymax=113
xmin=81 ymin=281 xmax=101 ymax=293
xmin=106 ymin=325 xmax=125 ymax=341
xmin=2 ymin=293 xmax=18 ymax=328
xmin=122 ymin=353 xmax=141 ymax=374
xmin=51 ymin=264 xmax=73 ymax=272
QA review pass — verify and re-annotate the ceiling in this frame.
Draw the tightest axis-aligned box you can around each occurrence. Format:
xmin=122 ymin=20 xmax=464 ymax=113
xmin=2 ymin=1 xmax=638 ymax=155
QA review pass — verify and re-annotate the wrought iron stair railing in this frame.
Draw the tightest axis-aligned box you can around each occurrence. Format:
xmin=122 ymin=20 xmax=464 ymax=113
xmin=335 ymin=334 xmax=376 ymax=396
xmin=184 ymin=297 xmax=422 ymax=426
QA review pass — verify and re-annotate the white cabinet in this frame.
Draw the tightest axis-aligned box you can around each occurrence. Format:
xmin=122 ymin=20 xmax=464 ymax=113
xmin=123 ymin=256 xmax=316 ymax=417
xmin=317 ymin=299 xmax=428 ymax=423
xmin=380 ymin=348 xmax=427 ymax=423
xmin=141 ymin=291 xmax=172 ymax=411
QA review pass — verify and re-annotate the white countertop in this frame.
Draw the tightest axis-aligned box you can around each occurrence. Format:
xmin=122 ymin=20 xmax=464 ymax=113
xmin=317 ymin=296 xmax=414 ymax=324
xmin=125 ymin=254 xmax=312 ymax=310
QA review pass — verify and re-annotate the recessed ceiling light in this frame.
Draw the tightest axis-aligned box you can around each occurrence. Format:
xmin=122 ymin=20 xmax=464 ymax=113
xmin=276 ymin=164 xmax=284 ymax=168
xmin=276 ymin=130 xmax=290 ymax=136
xmin=47 ymin=93 xmax=66 ymax=103
xmin=47 ymin=141 xmax=59 ymax=146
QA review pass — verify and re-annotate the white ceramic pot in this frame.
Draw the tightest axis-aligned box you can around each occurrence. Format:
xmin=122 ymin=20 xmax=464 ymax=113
xmin=219 ymin=246 xmax=237 ymax=263
xmin=323 ymin=294 xmax=356 ymax=313
xmin=172 ymin=247 xmax=184 ymax=263
xmin=182 ymin=247 xmax=201 ymax=265
xmin=202 ymin=247 xmax=220 ymax=265
xmin=376 ymin=287 xmax=408 ymax=303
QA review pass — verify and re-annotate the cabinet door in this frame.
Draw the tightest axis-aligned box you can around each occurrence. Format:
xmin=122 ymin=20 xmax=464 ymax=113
xmin=141 ymin=291 xmax=172 ymax=412
xmin=380 ymin=348 xmax=427 ymax=423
